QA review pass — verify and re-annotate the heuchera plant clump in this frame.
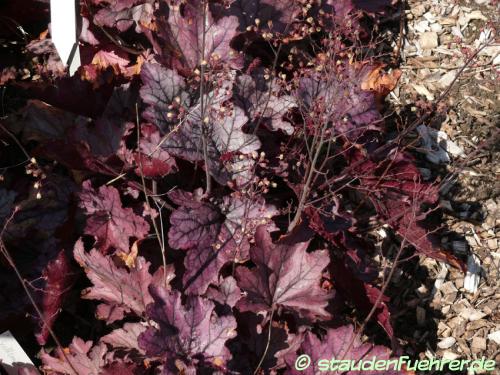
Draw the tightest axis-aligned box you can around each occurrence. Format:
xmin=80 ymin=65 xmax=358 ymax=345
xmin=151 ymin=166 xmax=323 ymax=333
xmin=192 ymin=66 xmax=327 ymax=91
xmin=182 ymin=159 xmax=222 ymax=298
xmin=0 ymin=0 xmax=465 ymax=374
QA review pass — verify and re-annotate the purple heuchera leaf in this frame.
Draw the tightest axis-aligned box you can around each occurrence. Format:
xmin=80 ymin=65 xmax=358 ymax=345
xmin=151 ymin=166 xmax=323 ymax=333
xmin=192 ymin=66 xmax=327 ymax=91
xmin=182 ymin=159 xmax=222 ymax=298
xmin=235 ymin=73 xmax=296 ymax=135
xmin=79 ymin=180 xmax=150 ymax=253
xmin=206 ymin=276 xmax=241 ymax=308
xmin=41 ymin=338 xmax=141 ymax=375
xmin=101 ymin=322 xmax=147 ymax=354
xmin=79 ymin=17 xmax=99 ymax=45
xmin=168 ymin=194 xmax=222 ymax=250
xmin=41 ymin=337 xmax=108 ymax=375
xmin=96 ymin=303 xmax=126 ymax=324
xmin=297 ymin=63 xmax=381 ymax=142
xmin=138 ymin=286 xmax=237 ymax=370
xmin=236 ymin=225 xmax=332 ymax=320
xmin=94 ymin=1 xmax=154 ymax=33
xmin=74 ymin=239 xmax=158 ymax=320
xmin=164 ymin=104 xmax=260 ymax=186
xmin=140 ymin=63 xmax=259 ymax=186
xmin=168 ymin=190 xmax=277 ymax=294
xmin=182 ymin=241 xmax=236 ymax=297
xmin=134 ymin=123 xmax=178 ymax=177
xmin=332 ymin=257 xmax=394 ymax=338
xmin=163 ymin=0 xmax=243 ymax=69
xmin=100 ymin=361 xmax=138 ymax=375
xmin=285 ymin=325 xmax=404 ymax=374
xmin=36 ymin=250 xmax=78 ymax=345
xmin=140 ymin=62 xmax=190 ymax=131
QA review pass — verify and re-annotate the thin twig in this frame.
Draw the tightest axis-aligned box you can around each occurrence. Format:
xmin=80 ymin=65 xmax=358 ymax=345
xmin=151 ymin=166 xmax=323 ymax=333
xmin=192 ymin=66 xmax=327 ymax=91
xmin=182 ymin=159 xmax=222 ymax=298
xmin=82 ymin=0 xmax=144 ymax=55
xmin=0 ymin=121 xmax=31 ymax=161
xmin=318 ymin=41 xmax=492 ymax=192
xmin=0 ymin=239 xmax=79 ymax=374
xmin=253 ymin=308 xmax=275 ymax=375
xmin=392 ymin=0 xmax=406 ymax=63
xmin=288 ymin=125 xmax=326 ymax=232
xmin=136 ymin=103 xmax=169 ymax=287
xmin=199 ymin=0 xmax=212 ymax=196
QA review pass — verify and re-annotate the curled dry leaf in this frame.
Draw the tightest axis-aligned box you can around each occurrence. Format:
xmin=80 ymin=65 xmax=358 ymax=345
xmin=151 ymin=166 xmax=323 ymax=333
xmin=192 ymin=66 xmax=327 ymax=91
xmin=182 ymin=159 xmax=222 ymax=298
xmin=360 ymin=64 xmax=402 ymax=97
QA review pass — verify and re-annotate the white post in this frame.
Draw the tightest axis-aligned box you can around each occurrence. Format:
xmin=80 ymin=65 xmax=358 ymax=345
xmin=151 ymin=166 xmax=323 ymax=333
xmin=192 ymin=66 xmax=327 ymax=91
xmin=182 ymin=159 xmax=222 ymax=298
xmin=50 ymin=0 xmax=81 ymax=75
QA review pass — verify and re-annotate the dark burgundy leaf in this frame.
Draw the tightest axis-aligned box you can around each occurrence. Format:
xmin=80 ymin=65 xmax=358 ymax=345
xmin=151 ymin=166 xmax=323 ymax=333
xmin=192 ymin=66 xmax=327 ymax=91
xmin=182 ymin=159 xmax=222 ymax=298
xmin=71 ymin=83 xmax=137 ymax=157
xmin=0 ymin=189 xmax=16 ymax=229
xmin=331 ymin=255 xmax=393 ymax=338
xmin=228 ymin=312 xmax=301 ymax=373
xmin=304 ymin=205 xmax=353 ymax=242
xmin=236 ymin=225 xmax=332 ymax=319
xmin=35 ymin=251 xmax=78 ymax=345
xmin=2 ymin=99 xmax=83 ymax=144
xmin=353 ymin=0 xmax=394 ymax=13
xmin=389 ymin=203 xmax=465 ymax=271
xmin=79 ymin=181 xmax=150 ymax=253
xmin=5 ymin=84 xmax=135 ymax=163
xmin=221 ymin=0 xmax=302 ymax=33
xmin=4 ymin=174 xmax=76 ymax=242
xmin=100 ymin=361 xmax=138 ymax=375
xmin=354 ymin=150 xmax=464 ymax=270
xmin=134 ymin=123 xmax=178 ymax=178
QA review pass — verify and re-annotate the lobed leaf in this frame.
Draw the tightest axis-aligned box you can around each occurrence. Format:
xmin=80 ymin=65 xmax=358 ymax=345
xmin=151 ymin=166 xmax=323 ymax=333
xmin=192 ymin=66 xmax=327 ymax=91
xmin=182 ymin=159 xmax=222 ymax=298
xmin=163 ymin=0 xmax=243 ymax=69
xmin=236 ymin=225 xmax=332 ymax=319
xmin=168 ymin=190 xmax=277 ymax=294
xmin=35 ymin=251 xmax=78 ymax=345
xmin=73 ymin=239 xmax=161 ymax=320
xmin=138 ymin=286 xmax=237 ymax=370
xmin=79 ymin=181 xmax=150 ymax=253
xmin=235 ymin=73 xmax=296 ymax=135
xmin=41 ymin=337 xmax=108 ymax=375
